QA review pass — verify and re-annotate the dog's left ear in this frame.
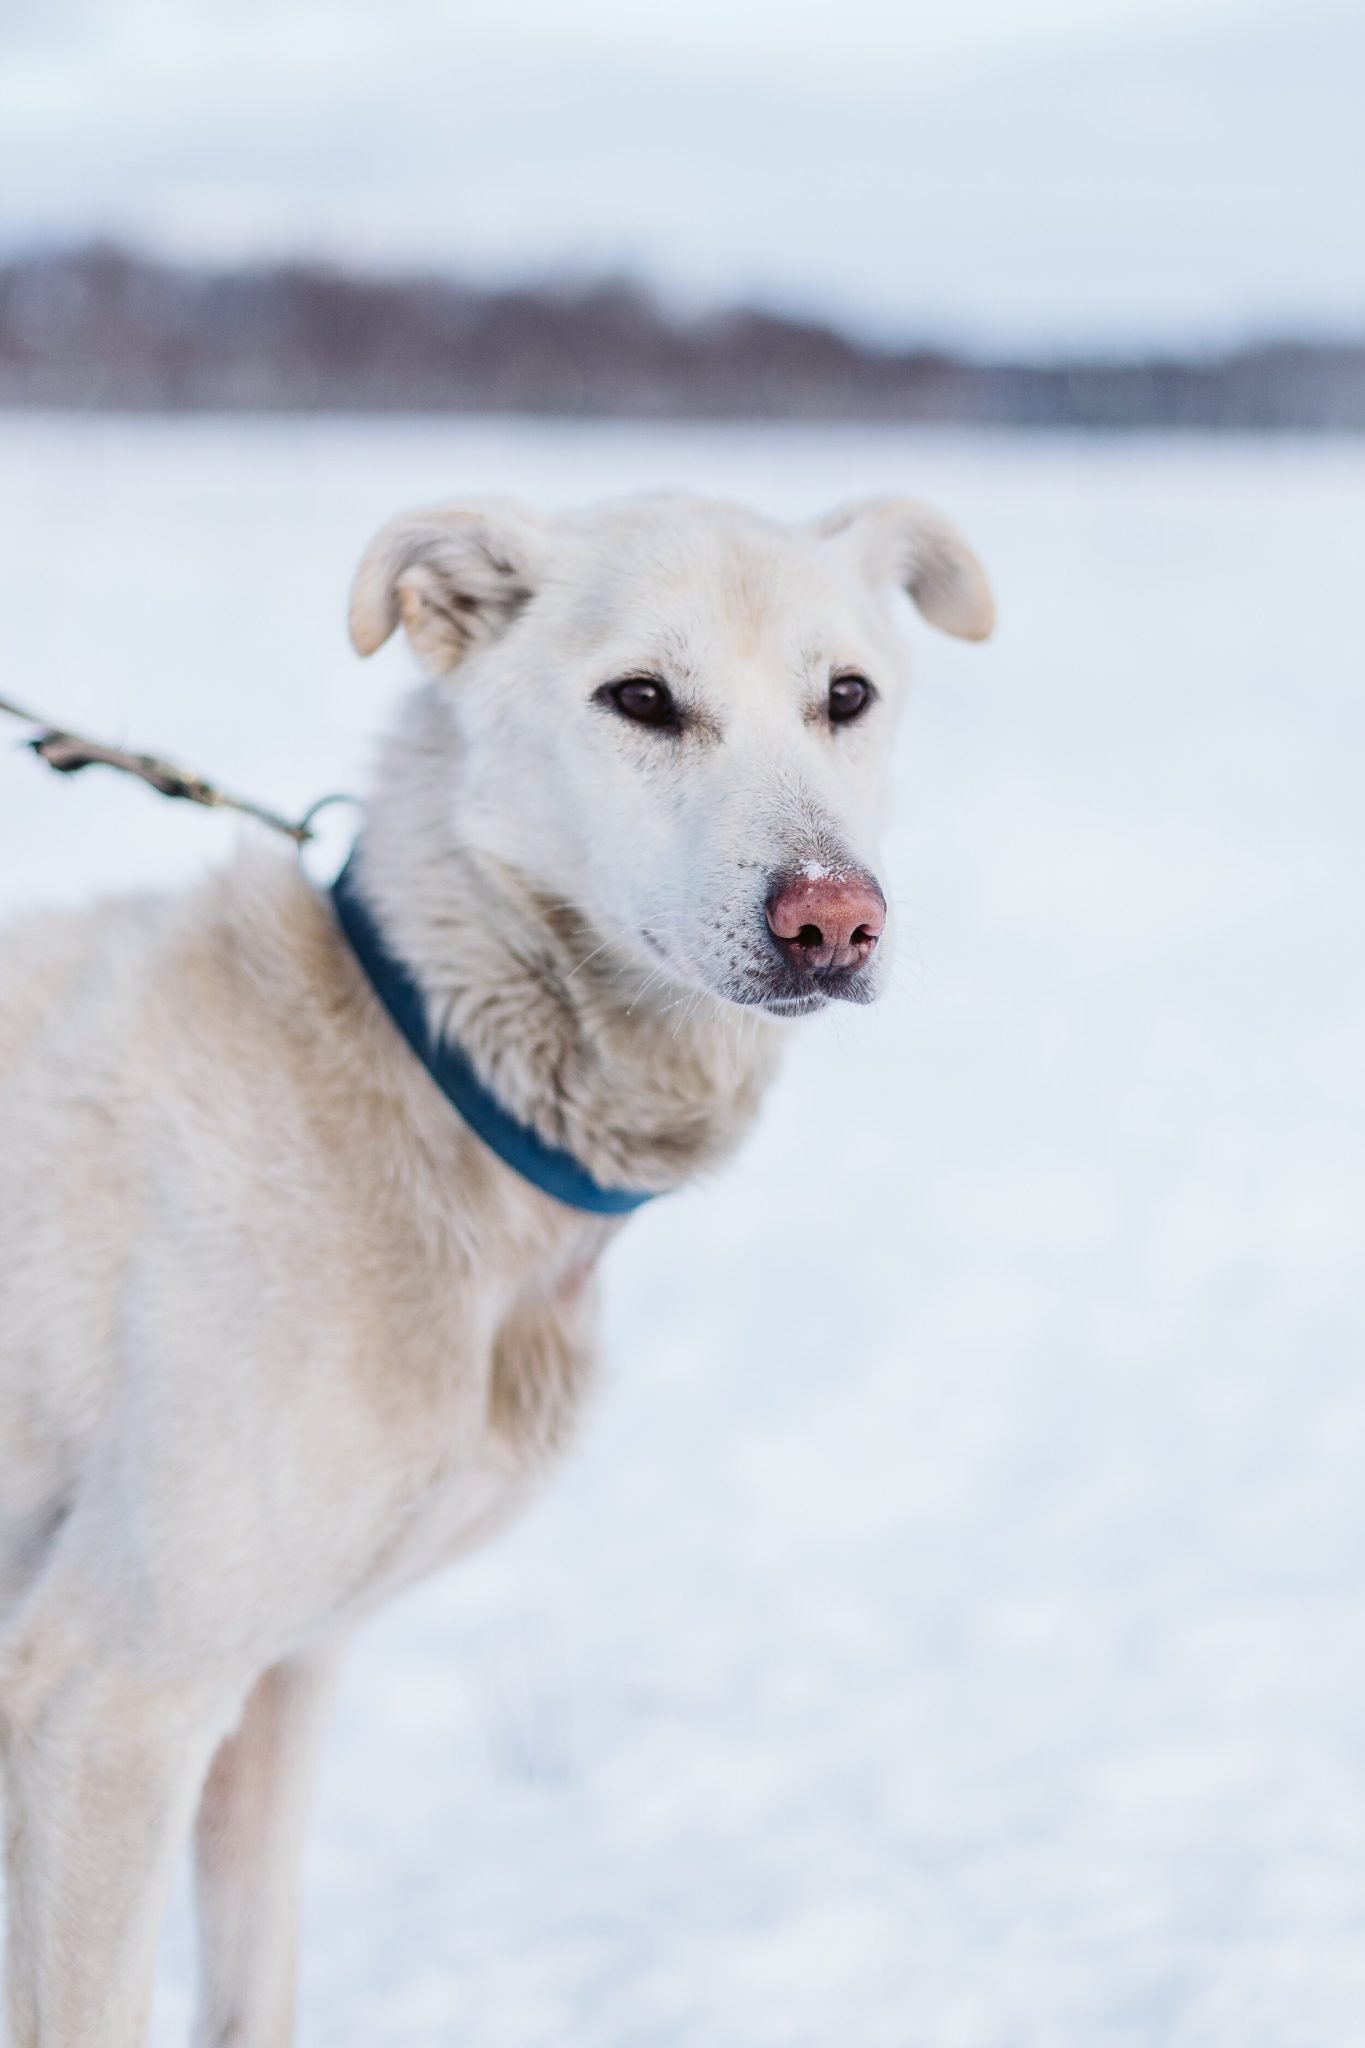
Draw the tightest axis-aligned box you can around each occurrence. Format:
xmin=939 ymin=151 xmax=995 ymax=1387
xmin=813 ymin=497 xmax=995 ymax=642
xmin=348 ymin=499 xmax=549 ymax=674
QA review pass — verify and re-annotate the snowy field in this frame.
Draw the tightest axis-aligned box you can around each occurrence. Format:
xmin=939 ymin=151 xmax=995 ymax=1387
xmin=1 ymin=418 xmax=1363 ymax=2047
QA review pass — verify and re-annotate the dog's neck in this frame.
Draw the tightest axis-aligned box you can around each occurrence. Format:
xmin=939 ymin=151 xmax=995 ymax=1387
xmin=352 ymin=687 xmax=784 ymax=1200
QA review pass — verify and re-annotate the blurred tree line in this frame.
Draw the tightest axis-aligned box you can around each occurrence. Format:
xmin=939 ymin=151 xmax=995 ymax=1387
xmin=2 ymin=244 xmax=1363 ymax=429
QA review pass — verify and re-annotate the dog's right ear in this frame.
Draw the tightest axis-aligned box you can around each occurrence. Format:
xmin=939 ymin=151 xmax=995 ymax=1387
xmin=813 ymin=497 xmax=995 ymax=642
xmin=348 ymin=499 xmax=548 ymax=675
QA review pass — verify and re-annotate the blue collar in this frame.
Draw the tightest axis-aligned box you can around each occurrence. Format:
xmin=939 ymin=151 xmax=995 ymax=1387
xmin=330 ymin=856 xmax=656 ymax=1217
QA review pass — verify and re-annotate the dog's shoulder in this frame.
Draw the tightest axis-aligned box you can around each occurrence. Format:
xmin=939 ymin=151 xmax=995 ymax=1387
xmin=0 ymin=889 xmax=182 ymax=1133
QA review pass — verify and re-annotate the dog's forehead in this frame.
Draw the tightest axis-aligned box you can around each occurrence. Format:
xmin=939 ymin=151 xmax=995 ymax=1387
xmin=555 ymin=496 xmax=861 ymax=660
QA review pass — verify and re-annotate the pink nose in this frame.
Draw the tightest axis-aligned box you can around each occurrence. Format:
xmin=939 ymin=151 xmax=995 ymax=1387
xmin=765 ymin=869 xmax=886 ymax=976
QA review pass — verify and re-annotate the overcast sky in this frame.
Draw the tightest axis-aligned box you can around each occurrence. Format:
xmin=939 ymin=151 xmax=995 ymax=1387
xmin=2 ymin=0 xmax=1361 ymax=350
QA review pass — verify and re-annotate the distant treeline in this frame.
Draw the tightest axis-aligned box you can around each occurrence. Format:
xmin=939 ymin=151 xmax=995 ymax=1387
xmin=2 ymin=245 xmax=1363 ymax=430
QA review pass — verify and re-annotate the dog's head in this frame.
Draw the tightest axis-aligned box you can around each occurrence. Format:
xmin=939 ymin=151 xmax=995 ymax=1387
xmin=349 ymin=492 xmax=993 ymax=1018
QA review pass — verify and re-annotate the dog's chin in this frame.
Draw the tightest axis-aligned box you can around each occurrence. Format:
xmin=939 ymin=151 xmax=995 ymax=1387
xmin=634 ymin=934 xmax=881 ymax=1020
xmin=717 ymin=967 xmax=881 ymax=1018
xmin=750 ymin=989 xmax=829 ymax=1018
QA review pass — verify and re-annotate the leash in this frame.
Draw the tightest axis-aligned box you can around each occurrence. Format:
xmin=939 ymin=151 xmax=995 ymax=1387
xmin=0 ymin=689 xmax=334 ymax=845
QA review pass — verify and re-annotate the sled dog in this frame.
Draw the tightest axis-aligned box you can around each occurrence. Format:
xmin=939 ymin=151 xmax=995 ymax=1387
xmin=0 ymin=489 xmax=992 ymax=2044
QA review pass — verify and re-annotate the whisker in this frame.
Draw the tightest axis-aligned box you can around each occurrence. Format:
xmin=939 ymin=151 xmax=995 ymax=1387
xmin=626 ymin=965 xmax=672 ymax=1015
xmin=564 ymin=926 xmax=636 ymax=982
xmin=671 ymin=987 xmax=706 ymax=1040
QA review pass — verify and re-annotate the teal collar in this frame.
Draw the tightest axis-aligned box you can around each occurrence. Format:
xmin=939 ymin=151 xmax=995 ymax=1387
xmin=331 ymin=856 xmax=656 ymax=1217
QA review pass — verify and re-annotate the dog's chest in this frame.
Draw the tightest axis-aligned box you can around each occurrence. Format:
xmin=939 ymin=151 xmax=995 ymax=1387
xmin=334 ymin=1241 xmax=606 ymax=1616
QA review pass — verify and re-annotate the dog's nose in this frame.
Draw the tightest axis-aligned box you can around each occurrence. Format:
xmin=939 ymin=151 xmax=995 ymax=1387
xmin=765 ymin=870 xmax=886 ymax=976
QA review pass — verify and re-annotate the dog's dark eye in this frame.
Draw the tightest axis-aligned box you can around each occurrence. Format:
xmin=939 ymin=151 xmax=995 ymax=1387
xmin=828 ymin=673 xmax=874 ymax=724
xmin=599 ymin=676 xmax=679 ymax=730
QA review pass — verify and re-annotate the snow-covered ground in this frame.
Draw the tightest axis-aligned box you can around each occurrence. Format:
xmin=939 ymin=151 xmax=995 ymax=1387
xmin=1 ymin=419 xmax=1362 ymax=2047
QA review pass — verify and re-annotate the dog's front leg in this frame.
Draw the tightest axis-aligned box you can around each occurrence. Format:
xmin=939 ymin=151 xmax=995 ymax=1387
xmin=192 ymin=1651 xmax=339 ymax=2048
xmin=2 ymin=1660 xmax=234 ymax=2048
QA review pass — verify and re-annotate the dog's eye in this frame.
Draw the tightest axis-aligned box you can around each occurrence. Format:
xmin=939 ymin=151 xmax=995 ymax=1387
xmin=828 ymin=673 xmax=875 ymax=724
xmin=599 ymin=676 xmax=679 ymax=730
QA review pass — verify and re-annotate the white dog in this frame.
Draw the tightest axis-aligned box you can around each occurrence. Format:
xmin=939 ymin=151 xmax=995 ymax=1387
xmin=0 ymin=489 xmax=992 ymax=2046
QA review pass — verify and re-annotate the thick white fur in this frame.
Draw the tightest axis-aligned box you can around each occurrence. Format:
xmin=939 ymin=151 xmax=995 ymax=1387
xmin=0 ymin=490 xmax=991 ymax=2045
